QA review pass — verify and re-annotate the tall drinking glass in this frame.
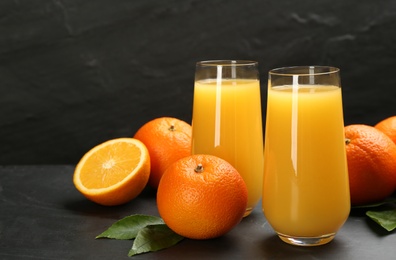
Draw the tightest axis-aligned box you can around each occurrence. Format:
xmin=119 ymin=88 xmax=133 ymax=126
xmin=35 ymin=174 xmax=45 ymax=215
xmin=192 ymin=60 xmax=264 ymax=217
xmin=262 ymin=66 xmax=350 ymax=246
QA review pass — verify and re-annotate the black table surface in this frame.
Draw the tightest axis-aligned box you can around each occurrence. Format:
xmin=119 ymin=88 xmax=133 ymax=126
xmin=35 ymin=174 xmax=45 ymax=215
xmin=1 ymin=165 xmax=395 ymax=259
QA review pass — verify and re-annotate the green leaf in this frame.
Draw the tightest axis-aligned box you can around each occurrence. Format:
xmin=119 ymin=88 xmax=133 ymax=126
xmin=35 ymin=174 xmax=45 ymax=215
xmin=366 ymin=209 xmax=396 ymax=231
xmin=128 ymin=224 xmax=184 ymax=256
xmin=96 ymin=214 xmax=164 ymax=240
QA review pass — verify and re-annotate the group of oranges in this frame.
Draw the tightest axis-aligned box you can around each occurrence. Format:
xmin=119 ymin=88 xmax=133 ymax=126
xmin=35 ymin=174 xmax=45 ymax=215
xmin=73 ymin=117 xmax=248 ymax=239
xmin=73 ymin=115 xmax=396 ymax=240
xmin=345 ymin=116 xmax=396 ymax=205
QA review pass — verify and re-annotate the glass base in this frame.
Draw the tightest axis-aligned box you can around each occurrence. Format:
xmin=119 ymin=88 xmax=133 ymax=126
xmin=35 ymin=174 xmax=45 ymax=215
xmin=277 ymin=232 xmax=335 ymax=246
xmin=243 ymin=207 xmax=253 ymax=217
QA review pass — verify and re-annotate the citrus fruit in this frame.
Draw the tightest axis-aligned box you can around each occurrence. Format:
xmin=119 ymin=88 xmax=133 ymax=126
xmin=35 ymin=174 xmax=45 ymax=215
xmin=133 ymin=117 xmax=192 ymax=188
xmin=73 ymin=138 xmax=150 ymax=206
xmin=344 ymin=124 xmax=396 ymax=205
xmin=156 ymin=154 xmax=248 ymax=240
xmin=375 ymin=115 xmax=396 ymax=145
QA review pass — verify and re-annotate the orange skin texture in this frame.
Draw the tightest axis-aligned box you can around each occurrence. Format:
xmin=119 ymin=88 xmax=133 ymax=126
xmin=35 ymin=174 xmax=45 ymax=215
xmin=375 ymin=115 xmax=396 ymax=145
xmin=134 ymin=117 xmax=192 ymax=188
xmin=156 ymin=154 xmax=248 ymax=239
xmin=345 ymin=124 xmax=396 ymax=205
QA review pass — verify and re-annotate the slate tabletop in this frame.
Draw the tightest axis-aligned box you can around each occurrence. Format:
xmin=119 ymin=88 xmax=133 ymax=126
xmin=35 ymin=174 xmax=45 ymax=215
xmin=0 ymin=165 xmax=395 ymax=259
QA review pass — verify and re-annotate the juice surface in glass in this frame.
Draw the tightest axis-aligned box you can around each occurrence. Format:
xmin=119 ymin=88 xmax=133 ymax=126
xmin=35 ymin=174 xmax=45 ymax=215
xmin=192 ymin=79 xmax=264 ymax=215
xmin=262 ymin=84 xmax=350 ymax=237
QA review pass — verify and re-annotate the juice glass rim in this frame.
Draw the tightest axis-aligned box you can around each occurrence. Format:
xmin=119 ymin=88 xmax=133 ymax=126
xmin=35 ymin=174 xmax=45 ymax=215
xmin=197 ymin=60 xmax=258 ymax=67
xmin=269 ymin=66 xmax=339 ymax=77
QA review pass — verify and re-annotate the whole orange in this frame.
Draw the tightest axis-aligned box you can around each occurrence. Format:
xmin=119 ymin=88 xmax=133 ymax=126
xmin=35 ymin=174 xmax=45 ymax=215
xmin=133 ymin=117 xmax=192 ymax=188
xmin=375 ymin=115 xmax=396 ymax=145
xmin=157 ymin=154 xmax=248 ymax=240
xmin=344 ymin=124 xmax=396 ymax=205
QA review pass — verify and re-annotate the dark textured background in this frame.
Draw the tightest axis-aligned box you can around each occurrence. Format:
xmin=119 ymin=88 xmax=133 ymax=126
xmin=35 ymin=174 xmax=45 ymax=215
xmin=1 ymin=0 xmax=396 ymax=164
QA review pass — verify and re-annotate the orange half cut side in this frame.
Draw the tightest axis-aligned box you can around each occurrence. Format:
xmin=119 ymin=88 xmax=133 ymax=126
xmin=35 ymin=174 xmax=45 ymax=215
xmin=73 ymin=138 xmax=150 ymax=206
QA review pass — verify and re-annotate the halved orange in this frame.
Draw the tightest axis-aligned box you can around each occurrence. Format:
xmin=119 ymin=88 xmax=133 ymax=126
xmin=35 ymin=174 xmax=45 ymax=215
xmin=73 ymin=138 xmax=150 ymax=206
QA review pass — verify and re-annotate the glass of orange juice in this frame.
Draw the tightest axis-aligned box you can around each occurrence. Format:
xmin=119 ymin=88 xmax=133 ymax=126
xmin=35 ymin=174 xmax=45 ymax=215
xmin=262 ymin=66 xmax=350 ymax=246
xmin=192 ymin=60 xmax=264 ymax=217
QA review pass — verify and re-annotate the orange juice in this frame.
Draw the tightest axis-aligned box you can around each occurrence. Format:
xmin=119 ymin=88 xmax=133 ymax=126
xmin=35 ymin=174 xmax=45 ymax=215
xmin=262 ymin=84 xmax=350 ymax=237
xmin=192 ymin=79 xmax=264 ymax=215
